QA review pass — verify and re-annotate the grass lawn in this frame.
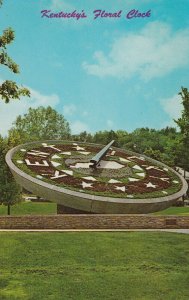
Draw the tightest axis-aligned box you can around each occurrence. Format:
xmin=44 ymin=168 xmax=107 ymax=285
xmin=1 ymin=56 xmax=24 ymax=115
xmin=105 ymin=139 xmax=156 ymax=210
xmin=153 ymin=206 xmax=189 ymax=215
xmin=0 ymin=202 xmax=57 ymax=215
xmin=0 ymin=232 xmax=189 ymax=299
xmin=1 ymin=201 xmax=189 ymax=216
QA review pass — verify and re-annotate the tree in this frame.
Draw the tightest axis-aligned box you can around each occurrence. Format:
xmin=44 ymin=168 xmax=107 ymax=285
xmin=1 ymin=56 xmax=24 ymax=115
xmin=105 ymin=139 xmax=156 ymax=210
xmin=144 ymin=148 xmax=164 ymax=162
xmin=9 ymin=106 xmax=71 ymax=143
xmin=174 ymin=87 xmax=189 ymax=173
xmin=93 ymin=130 xmax=119 ymax=146
xmin=72 ymin=131 xmax=93 ymax=142
xmin=0 ymin=136 xmax=22 ymax=215
xmin=115 ymin=130 xmax=129 ymax=147
xmin=0 ymin=2 xmax=30 ymax=103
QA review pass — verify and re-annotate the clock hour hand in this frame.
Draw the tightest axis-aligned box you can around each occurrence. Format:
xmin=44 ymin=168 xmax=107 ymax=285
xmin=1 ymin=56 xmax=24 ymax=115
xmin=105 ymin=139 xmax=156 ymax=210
xmin=90 ymin=140 xmax=115 ymax=169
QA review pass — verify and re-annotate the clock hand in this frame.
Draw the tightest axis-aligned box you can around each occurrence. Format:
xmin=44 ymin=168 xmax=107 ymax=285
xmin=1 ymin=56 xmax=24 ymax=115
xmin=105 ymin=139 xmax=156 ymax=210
xmin=90 ymin=140 xmax=115 ymax=168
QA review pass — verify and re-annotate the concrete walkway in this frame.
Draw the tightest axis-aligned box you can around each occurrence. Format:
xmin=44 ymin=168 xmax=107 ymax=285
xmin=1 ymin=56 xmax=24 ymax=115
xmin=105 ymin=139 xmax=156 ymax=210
xmin=177 ymin=167 xmax=189 ymax=180
xmin=0 ymin=229 xmax=189 ymax=234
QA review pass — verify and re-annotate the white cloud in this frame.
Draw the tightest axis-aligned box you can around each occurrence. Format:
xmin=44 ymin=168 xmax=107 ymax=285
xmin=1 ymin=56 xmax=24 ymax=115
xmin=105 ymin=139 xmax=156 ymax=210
xmin=0 ymin=87 xmax=60 ymax=137
xmin=83 ymin=22 xmax=189 ymax=81
xmin=160 ymin=94 xmax=182 ymax=127
xmin=63 ymin=104 xmax=77 ymax=116
xmin=71 ymin=120 xmax=90 ymax=134
xmin=29 ymin=88 xmax=60 ymax=107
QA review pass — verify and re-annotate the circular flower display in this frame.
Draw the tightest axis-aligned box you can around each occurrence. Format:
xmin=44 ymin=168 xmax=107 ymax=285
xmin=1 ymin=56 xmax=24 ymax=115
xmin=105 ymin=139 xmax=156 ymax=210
xmin=6 ymin=141 xmax=188 ymax=214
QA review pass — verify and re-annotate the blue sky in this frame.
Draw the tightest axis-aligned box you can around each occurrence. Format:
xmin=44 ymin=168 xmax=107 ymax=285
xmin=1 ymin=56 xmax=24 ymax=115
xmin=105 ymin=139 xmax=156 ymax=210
xmin=0 ymin=0 xmax=189 ymax=136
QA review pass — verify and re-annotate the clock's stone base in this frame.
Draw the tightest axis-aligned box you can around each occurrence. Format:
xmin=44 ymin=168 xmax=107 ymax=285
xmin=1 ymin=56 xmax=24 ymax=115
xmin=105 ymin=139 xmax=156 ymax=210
xmin=57 ymin=204 xmax=94 ymax=214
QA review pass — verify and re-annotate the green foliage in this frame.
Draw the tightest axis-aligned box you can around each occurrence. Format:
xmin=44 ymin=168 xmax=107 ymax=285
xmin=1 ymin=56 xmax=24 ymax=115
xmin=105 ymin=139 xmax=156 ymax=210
xmin=0 ymin=49 xmax=19 ymax=73
xmin=0 ymin=8 xmax=30 ymax=210
xmin=7 ymin=127 xmax=23 ymax=147
xmin=175 ymin=87 xmax=189 ymax=141
xmin=9 ymin=106 xmax=71 ymax=143
xmin=0 ymin=27 xmax=14 ymax=47
xmin=0 ymin=232 xmax=189 ymax=299
xmin=0 ymin=136 xmax=21 ymax=214
xmin=144 ymin=148 xmax=164 ymax=161
xmin=174 ymin=87 xmax=189 ymax=171
xmin=72 ymin=130 xmax=93 ymax=142
xmin=92 ymin=129 xmax=129 ymax=147
xmin=124 ymin=127 xmax=178 ymax=155
xmin=0 ymin=80 xmax=30 ymax=103
xmin=0 ymin=25 xmax=30 ymax=103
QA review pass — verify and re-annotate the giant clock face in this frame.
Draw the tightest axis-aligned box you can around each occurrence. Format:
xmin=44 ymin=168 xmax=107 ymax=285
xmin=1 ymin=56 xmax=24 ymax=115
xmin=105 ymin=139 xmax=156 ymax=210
xmin=6 ymin=140 xmax=188 ymax=213
xmin=11 ymin=140 xmax=184 ymax=200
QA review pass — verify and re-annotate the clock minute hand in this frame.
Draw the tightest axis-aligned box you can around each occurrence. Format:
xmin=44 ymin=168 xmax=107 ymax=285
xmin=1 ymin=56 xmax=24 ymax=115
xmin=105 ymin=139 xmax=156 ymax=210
xmin=90 ymin=140 xmax=115 ymax=168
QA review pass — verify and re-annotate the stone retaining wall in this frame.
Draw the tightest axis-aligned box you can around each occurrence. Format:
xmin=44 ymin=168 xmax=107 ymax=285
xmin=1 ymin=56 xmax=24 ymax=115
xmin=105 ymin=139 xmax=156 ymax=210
xmin=0 ymin=215 xmax=189 ymax=229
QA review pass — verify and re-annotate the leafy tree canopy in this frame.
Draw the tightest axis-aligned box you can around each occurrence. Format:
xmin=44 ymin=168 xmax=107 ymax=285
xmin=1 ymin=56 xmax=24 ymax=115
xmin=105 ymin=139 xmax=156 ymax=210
xmin=9 ymin=106 xmax=71 ymax=143
xmin=0 ymin=12 xmax=30 ymax=103
xmin=0 ymin=136 xmax=21 ymax=214
xmin=174 ymin=87 xmax=189 ymax=172
xmin=175 ymin=87 xmax=189 ymax=145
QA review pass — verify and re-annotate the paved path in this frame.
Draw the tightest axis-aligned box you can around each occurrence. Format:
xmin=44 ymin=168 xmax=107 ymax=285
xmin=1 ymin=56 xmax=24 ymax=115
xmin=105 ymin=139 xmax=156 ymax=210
xmin=0 ymin=229 xmax=189 ymax=234
xmin=177 ymin=167 xmax=189 ymax=179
